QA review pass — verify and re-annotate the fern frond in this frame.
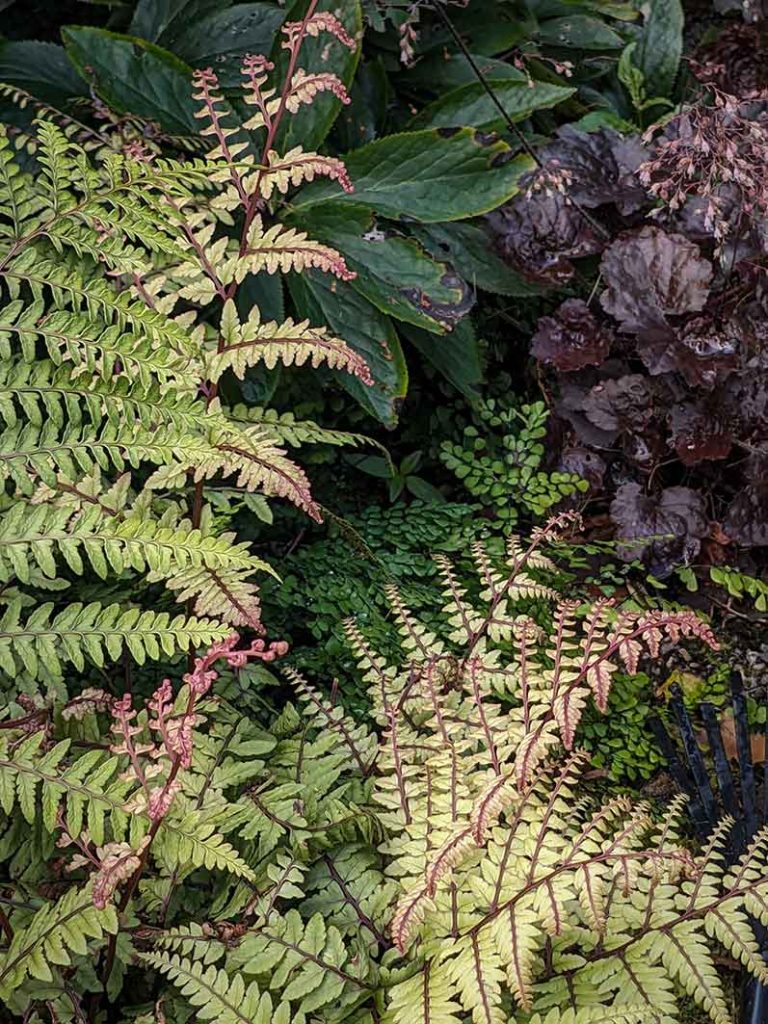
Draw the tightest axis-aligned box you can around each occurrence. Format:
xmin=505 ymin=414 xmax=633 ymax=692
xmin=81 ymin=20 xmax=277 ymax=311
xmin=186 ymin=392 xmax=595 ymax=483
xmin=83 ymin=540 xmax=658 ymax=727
xmin=0 ymin=882 xmax=118 ymax=999
xmin=2 ymin=246 xmax=198 ymax=356
xmin=154 ymin=807 xmax=257 ymax=882
xmin=206 ymin=299 xmax=370 ymax=382
xmin=142 ymin=952 xmax=274 ymax=1024
xmin=0 ymin=599 xmax=230 ymax=680
xmin=0 ymin=733 xmax=132 ymax=842
xmin=0 ymin=500 xmax=270 ymax=625
xmin=0 ymin=299 xmax=195 ymax=382
xmin=257 ymin=146 xmax=353 ymax=199
xmin=236 ymin=216 xmax=354 ymax=280
xmin=228 ymin=404 xmax=368 ymax=450
xmin=0 ymin=418 xmax=214 ymax=494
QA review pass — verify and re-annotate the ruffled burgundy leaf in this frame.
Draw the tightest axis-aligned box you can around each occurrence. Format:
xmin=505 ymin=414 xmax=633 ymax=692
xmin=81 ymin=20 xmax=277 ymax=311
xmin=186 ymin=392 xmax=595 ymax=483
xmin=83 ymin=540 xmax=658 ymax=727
xmin=725 ymin=481 xmax=768 ymax=547
xmin=532 ymin=299 xmax=614 ymax=371
xmin=488 ymin=193 xmax=603 ymax=285
xmin=600 ymin=226 xmax=712 ymax=334
xmin=636 ymin=314 xmax=740 ymax=387
xmin=536 ymin=126 xmax=649 ymax=215
xmin=581 ymin=374 xmax=657 ymax=434
xmin=611 ymin=482 xmax=709 ymax=576
xmin=669 ymin=401 xmax=733 ymax=465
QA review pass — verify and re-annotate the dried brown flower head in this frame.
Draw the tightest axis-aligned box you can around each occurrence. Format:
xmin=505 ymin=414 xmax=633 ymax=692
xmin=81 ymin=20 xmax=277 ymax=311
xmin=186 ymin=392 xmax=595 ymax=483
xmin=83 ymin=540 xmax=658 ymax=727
xmin=639 ymin=88 xmax=768 ymax=254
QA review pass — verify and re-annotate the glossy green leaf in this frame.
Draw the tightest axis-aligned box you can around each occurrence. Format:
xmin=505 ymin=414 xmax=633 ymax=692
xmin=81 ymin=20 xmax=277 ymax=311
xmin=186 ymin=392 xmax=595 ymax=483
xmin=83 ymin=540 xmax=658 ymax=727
xmin=130 ymin=0 xmax=230 ymax=46
xmin=272 ymin=0 xmax=362 ymax=152
xmin=293 ymin=129 xmax=534 ymax=223
xmin=537 ymin=15 xmax=625 ymax=49
xmin=635 ymin=0 xmax=683 ymax=98
xmin=173 ymin=4 xmax=285 ymax=90
xmin=288 ymin=273 xmax=407 ymax=426
xmin=62 ymin=27 xmax=201 ymax=136
xmin=401 ymin=319 xmax=483 ymax=399
xmin=411 ymin=79 xmax=575 ymax=131
xmin=411 ymin=221 xmax=545 ymax=297
xmin=332 ymin=59 xmax=390 ymax=151
xmin=402 ymin=53 xmax=527 ymax=93
xmin=0 ymin=41 xmax=87 ymax=106
xmin=288 ymin=203 xmax=473 ymax=332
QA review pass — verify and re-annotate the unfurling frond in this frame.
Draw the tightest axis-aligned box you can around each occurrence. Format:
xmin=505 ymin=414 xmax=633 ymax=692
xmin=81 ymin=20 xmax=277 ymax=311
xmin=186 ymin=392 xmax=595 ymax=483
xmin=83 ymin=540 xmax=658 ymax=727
xmin=284 ymin=69 xmax=351 ymax=112
xmin=282 ymin=13 xmax=358 ymax=51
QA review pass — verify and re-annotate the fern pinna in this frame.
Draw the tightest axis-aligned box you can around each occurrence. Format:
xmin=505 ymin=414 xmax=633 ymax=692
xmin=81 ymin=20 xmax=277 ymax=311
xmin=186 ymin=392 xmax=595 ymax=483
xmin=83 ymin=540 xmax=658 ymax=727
xmin=0 ymin=8 xmax=370 ymax=692
xmin=2 ymin=513 xmax=768 ymax=1023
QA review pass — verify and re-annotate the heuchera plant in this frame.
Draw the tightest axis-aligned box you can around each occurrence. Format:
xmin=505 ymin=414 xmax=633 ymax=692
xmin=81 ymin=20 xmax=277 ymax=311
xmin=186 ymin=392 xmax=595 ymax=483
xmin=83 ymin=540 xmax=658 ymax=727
xmin=490 ymin=79 xmax=768 ymax=574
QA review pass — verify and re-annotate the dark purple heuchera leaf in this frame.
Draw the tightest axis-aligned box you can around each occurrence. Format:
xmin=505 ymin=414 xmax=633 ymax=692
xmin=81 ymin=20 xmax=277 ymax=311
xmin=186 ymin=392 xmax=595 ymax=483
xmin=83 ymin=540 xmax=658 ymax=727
xmin=636 ymin=314 xmax=740 ymax=388
xmin=726 ymin=484 xmax=768 ymax=547
xmin=581 ymin=374 xmax=657 ymax=434
xmin=557 ymin=376 xmax=620 ymax=448
xmin=532 ymin=299 xmax=614 ymax=371
xmin=725 ymin=456 xmax=768 ymax=547
xmin=611 ymin=482 xmax=709 ymax=576
xmin=724 ymin=357 xmax=768 ymax=440
xmin=668 ymin=401 xmax=733 ymax=465
xmin=600 ymin=226 xmax=712 ymax=334
xmin=556 ymin=366 xmax=657 ymax=447
xmin=556 ymin=371 xmax=668 ymax=468
xmin=488 ymin=193 xmax=603 ymax=284
xmin=535 ymin=126 xmax=649 ymax=215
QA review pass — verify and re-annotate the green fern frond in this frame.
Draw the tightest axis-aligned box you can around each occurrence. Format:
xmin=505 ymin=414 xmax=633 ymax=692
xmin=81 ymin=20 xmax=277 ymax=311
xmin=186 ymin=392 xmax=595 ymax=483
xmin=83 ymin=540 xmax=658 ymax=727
xmin=206 ymin=299 xmax=370 ymax=383
xmin=0 ymin=881 xmax=118 ymax=999
xmin=229 ymin=404 xmax=368 ymax=450
xmin=142 ymin=952 xmax=275 ymax=1024
xmin=0 ymin=599 xmax=230 ymax=680
xmin=0 ymin=733 xmax=132 ymax=842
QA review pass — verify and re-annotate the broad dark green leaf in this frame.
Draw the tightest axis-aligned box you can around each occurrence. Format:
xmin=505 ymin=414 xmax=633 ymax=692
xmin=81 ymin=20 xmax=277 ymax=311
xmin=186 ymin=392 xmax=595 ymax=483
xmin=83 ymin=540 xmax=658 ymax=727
xmin=130 ymin=0 xmax=230 ymax=46
xmin=173 ymin=4 xmax=285 ymax=90
xmin=406 ymin=476 xmax=446 ymax=504
xmin=288 ymin=273 xmax=407 ymax=426
xmin=402 ymin=53 xmax=527 ymax=93
xmin=0 ymin=41 xmax=88 ymax=105
xmin=537 ymin=15 xmax=625 ymax=49
xmin=411 ymin=79 xmax=575 ymax=131
xmin=527 ymin=0 xmax=635 ymax=17
xmin=332 ymin=59 xmax=390 ymax=151
xmin=289 ymin=203 xmax=473 ymax=332
xmin=401 ymin=319 xmax=483 ymax=399
xmin=293 ymin=129 xmax=534 ymax=223
xmin=635 ymin=0 xmax=683 ymax=98
xmin=237 ymin=270 xmax=285 ymax=324
xmin=411 ymin=221 xmax=545 ymax=297
xmin=272 ymin=0 xmax=362 ymax=153
xmin=416 ymin=3 xmax=529 ymax=57
xmin=63 ymin=27 xmax=201 ymax=136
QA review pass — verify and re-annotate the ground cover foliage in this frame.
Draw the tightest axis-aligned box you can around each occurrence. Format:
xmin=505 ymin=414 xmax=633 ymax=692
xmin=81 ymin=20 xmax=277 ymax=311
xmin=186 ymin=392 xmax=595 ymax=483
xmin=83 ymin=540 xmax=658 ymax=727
xmin=1 ymin=1 xmax=768 ymax=1022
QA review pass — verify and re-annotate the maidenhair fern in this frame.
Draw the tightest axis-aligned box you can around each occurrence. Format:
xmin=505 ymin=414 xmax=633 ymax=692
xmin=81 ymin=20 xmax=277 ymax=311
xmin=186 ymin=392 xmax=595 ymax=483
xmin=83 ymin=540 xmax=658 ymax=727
xmin=1 ymin=513 xmax=766 ymax=1024
xmin=0 ymin=9 xmax=371 ymax=690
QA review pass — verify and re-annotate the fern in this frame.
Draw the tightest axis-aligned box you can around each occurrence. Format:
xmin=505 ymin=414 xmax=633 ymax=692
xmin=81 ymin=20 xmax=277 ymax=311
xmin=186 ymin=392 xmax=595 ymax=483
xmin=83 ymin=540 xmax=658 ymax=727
xmin=0 ymin=882 xmax=118 ymax=1001
xmin=0 ymin=524 xmax=765 ymax=1023
xmin=142 ymin=952 xmax=274 ymax=1024
xmin=0 ymin=20 xmax=372 ymax=686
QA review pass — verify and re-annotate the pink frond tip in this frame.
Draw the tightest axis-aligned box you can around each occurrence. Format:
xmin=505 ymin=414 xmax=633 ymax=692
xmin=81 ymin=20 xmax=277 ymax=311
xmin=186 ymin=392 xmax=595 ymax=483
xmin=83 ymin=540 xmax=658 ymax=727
xmin=283 ymin=13 xmax=357 ymax=52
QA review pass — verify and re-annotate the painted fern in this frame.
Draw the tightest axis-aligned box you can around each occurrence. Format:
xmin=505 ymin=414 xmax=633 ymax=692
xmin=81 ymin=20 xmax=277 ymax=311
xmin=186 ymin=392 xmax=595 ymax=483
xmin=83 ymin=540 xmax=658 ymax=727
xmin=0 ymin=12 xmax=370 ymax=689
xmin=0 ymin=520 xmax=766 ymax=1023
